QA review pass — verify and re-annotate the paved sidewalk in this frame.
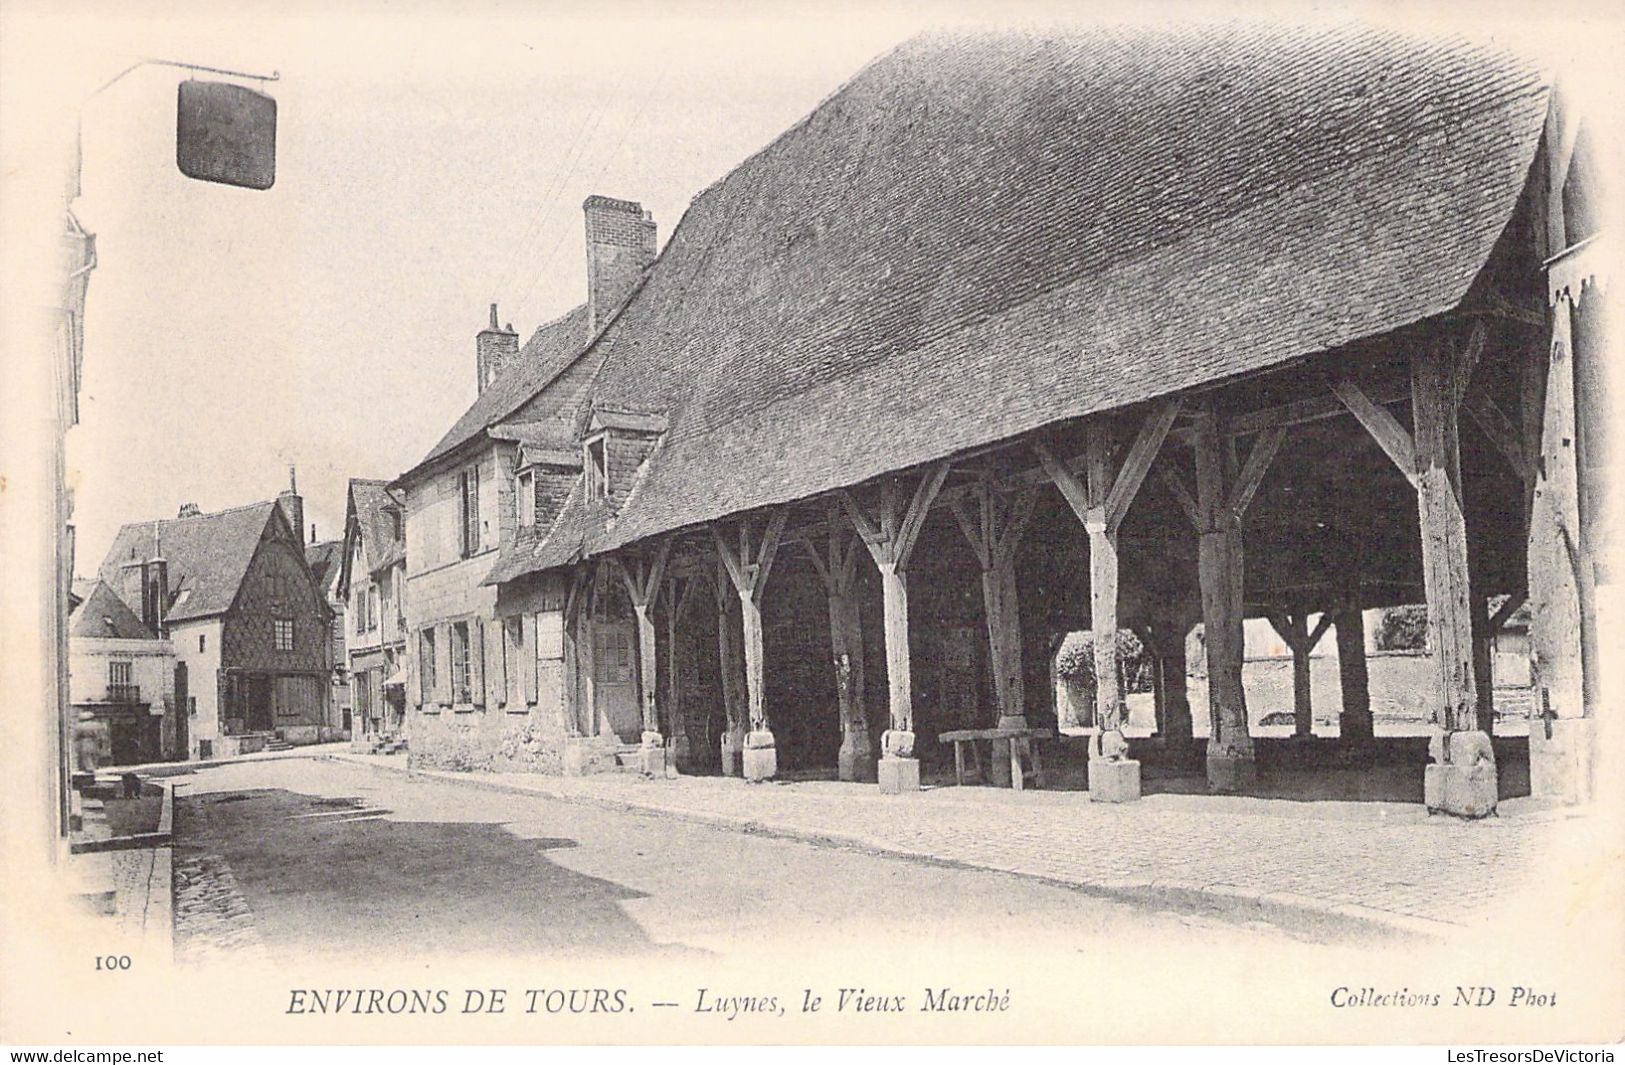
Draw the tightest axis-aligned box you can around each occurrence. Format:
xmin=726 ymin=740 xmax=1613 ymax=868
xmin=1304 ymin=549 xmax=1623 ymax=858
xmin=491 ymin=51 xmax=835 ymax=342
xmin=324 ymin=752 xmax=1584 ymax=938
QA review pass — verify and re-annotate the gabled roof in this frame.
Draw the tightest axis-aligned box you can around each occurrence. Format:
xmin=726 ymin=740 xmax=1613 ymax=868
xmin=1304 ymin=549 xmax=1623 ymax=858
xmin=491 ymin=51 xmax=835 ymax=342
xmin=69 ymin=579 xmax=157 ymax=641
xmin=342 ymin=479 xmax=406 ymax=592
xmin=305 ymin=539 xmax=343 ymax=592
xmin=402 ymin=304 xmax=591 ymax=482
xmin=493 ymin=22 xmax=1547 ymax=578
xmin=97 ymin=502 xmax=285 ymax=623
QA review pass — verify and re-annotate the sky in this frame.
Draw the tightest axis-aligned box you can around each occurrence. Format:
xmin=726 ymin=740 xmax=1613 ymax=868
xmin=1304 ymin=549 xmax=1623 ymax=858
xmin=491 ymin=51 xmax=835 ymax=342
xmin=57 ymin=3 xmax=945 ymax=569
xmin=28 ymin=0 xmax=1620 ymax=574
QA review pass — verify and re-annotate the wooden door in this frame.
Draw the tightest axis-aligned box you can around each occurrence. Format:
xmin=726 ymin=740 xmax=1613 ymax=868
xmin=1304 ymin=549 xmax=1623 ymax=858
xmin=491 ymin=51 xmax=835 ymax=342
xmin=593 ymin=622 xmax=640 ymax=742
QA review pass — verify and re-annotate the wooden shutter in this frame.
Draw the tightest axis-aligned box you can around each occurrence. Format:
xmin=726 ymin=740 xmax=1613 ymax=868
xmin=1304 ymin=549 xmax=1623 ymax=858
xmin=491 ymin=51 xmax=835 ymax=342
xmin=487 ymin=617 xmax=506 ymax=708
xmin=470 ymin=619 xmax=486 ymax=705
xmin=435 ymin=624 xmax=452 ymax=704
xmin=521 ymin=614 xmax=539 ymax=705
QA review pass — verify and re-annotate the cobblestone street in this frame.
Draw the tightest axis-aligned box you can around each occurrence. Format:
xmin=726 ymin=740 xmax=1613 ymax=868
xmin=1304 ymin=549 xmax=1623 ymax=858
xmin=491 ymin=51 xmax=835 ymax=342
xmin=324 ymin=750 xmax=1590 ymax=936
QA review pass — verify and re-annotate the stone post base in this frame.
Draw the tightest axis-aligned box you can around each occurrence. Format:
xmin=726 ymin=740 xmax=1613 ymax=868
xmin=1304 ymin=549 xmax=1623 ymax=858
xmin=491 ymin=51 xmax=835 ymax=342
xmin=1088 ymin=758 xmax=1141 ymax=803
xmin=1424 ymin=730 xmax=1497 ymax=818
xmin=720 ymin=729 xmax=745 ymax=778
xmin=837 ymin=730 xmax=876 ymax=783
xmin=638 ymin=736 xmax=668 ymax=779
xmin=562 ymin=740 xmax=588 ymax=778
xmin=1528 ymin=717 xmax=1593 ymax=805
xmin=1205 ymin=749 xmax=1257 ymax=793
xmin=742 ymin=729 xmax=777 ymax=782
xmin=878 ymin=756 xmax=920 ymax=794
xmin=1424 ymin=762 xmax=1498 ymax=818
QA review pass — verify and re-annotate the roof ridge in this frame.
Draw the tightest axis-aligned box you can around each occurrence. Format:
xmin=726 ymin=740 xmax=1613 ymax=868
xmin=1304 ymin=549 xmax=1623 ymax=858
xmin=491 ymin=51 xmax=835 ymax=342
xmin=115 ymin=498 xmax=275 ymax=532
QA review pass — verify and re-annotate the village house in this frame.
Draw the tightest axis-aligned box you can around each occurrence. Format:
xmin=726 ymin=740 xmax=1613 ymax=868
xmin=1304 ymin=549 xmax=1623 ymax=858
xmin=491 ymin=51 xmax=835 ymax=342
xmin=403 ymin=25 xmax=1607 ymax=817
xmin=392 ymin=196 xmax=656 ymax=774
xmin=96 ymin=479 xmax=335 ymax=760
xmin=306 ymin=531 xmax=351 ymax=735
xmin=67 ymin=578 xmax=177 ymax=767
xmin=339 ymin=478 xmax=409 ymax=748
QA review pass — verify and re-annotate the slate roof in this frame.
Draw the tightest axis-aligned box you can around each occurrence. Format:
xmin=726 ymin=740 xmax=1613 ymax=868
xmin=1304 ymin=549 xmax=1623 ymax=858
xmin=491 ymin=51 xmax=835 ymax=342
xmin=491 ymin=23 xmax=1550 ymax=579
xmin=97 ymin=502 xmax=283 ymax=623
xmin=404 ymin=304 xmax=590 ymax=480
xmin=69 ymin=579 xmax=157 ymax=641
xmin=306 ymin=539 xmax=343 ymax=592
xmin=345 ymin=478 xmax=406 ymax=579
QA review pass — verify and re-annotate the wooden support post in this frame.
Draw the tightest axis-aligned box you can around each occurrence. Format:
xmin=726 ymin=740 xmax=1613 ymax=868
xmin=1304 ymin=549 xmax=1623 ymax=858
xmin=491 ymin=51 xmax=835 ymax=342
xmin=1266 ymin=610 xmax=1334 ymax=738
xmin=663 ymin=574 xmax=700 ymax=772
xmin=1185 ymin=408 xmax=1280 ymax=791
xmin=713 ymin=558 xmax=747 ymax=776
xmin=950 ymin=480 xmax=1038 ymax=730
xmin=1140 ymin=610 xmax=1195 ymax=745
xmin=1334 ymin=607 xmax=1373 ymax=744
xmin=712 ymin=508 xmax=788 ymax=781
xmin=841 ymin=463 xmax=950 ymax=793
xmin=804 ymin=507 xmax=873 ymax=781
xmin=1334 ymin=332 xmax=1496 ymax=815
xmin=611 ymin=540 xmax=672 ymax=777
xmin=1037 ymin=400 xmax=1179 ymax=803
xmin=1526 ymin=105 xmax=1594 ymax=804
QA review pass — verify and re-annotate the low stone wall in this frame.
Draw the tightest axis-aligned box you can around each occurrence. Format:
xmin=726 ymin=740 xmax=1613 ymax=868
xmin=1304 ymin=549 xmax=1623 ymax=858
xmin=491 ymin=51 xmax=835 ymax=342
xmin=407 ymin=705 xmax=621 ymax=775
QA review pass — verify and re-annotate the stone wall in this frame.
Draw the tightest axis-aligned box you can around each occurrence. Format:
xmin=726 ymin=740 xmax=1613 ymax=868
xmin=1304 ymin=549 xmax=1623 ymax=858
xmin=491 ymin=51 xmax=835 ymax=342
xmin=407 ymin=702 xmax=620 ymax=774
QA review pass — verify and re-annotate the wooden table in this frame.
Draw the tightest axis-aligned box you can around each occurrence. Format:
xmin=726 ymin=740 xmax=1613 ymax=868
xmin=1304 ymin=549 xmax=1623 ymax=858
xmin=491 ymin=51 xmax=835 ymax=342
xmin=938 ymin=727 xmax=1053 ymax=790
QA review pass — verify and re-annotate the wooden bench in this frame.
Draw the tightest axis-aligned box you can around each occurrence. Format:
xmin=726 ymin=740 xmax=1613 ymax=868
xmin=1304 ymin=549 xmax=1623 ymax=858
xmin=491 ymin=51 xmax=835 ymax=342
xmin=938 ymin=727 xmax=1053 ymax=790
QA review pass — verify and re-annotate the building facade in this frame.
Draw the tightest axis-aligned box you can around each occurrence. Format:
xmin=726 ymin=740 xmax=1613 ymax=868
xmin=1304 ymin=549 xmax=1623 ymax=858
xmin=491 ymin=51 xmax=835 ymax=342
xmin=397 ymin=27 xmax=1609 ymax=818
xmin=96 ymin=483 xmax=334 ymax=760
xmin=67 ymin=580 xmax=176 ymax=767
xmin=339 ymin=479 xmax=409 ymax=745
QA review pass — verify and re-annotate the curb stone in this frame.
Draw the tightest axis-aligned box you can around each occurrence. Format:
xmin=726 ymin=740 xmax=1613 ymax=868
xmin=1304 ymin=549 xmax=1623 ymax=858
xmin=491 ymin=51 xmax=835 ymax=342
xmin=321 ymin=754 xmax=1457 ymax=941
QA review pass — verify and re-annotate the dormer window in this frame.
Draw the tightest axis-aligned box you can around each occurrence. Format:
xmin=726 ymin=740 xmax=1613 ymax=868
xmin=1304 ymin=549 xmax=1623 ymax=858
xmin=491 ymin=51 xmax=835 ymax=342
xmin=585 ymin=435 xmax=609 ymax=501
xmin=517 ymin=469 xmax=536 ymax=527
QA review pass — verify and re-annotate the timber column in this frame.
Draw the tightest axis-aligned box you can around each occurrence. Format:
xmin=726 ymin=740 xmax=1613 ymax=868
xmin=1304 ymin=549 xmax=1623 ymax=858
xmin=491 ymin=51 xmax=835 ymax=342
xmin=1141 ymin=607 xmax=1195 ymax=745
xmin=806 ymin=509 xmax=874 ymax=782
xmin=1189 ymin=408 xmax=1283 ymax=792
xmin=613 ymin=542 xmax=673 ymax=778
xmin=1333 ymin=327 xmax=1494 ymax=816
xmin=1527 ymin=95 xmax=1600 ymax=805
xmin=713 ymin=559 xmax=748 ymax=776
xmin=1333 ymin=606 xmax=1373 ymax=744
xmin=1037 ymin=400 xmax=1181 ymax=802
xmin=950 ymin=481 xmax=1038 ymax=730
xmin=712 ymin=510 xmax=788 ymax=782
xmin=842 ymin=465 xmax=950 ymax=794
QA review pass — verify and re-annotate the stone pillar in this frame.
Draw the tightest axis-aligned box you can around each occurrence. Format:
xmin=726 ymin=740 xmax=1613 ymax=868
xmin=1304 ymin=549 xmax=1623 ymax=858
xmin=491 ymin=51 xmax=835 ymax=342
xmin=1193 ymin=412 xmax=1255 ymax=791
xmin=1334 ymin=608 xmax=1373 ymax=743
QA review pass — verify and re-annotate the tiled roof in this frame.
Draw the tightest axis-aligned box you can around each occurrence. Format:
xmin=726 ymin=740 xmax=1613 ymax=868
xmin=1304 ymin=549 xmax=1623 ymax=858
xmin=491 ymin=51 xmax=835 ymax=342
xmin=98 ymin=502 xmax=282 ymax=622
xmin=346 ymin=478 xmax=405 ymax=577
xmin=305 ymin=539 xmax=343 ymax=590
xmin=69 ymin=579 xmax=157 ymax=641
xmin=495 ymin=23 xmax=1550 ymax=578
xmin=404 ymin=304 xmax=590 ymax=479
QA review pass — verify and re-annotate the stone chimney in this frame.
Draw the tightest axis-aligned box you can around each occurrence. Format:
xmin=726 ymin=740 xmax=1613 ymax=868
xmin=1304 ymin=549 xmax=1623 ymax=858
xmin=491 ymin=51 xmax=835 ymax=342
xmin=277 ymin=465 xmax=304 ymax=544
xmin=476 ymin=303 xmax=519 ymax=395
xmin=584 ymin=195 xmax=657 ymax=334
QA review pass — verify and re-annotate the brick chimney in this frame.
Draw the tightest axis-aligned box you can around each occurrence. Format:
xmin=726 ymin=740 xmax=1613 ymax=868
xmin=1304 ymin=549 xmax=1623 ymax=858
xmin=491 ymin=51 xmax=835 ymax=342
xmin=277 ymin=465 xmax=304 ymax=544
xmin=584 ymin=195 xmax=657 ymax=334
xmin=477 ymin=303 xmax=519 ymax=395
